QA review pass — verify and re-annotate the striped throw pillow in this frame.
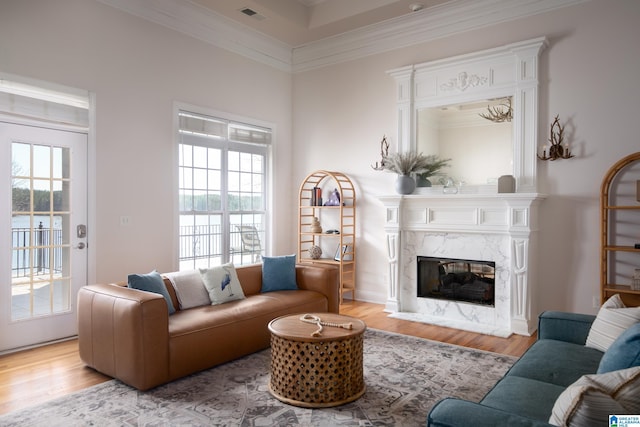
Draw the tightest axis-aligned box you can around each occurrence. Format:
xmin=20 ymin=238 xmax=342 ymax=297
xmin=585 ymin=294 xmax=640 ymax=352
xmin=549 ymin=366 xmax=640 ymax=426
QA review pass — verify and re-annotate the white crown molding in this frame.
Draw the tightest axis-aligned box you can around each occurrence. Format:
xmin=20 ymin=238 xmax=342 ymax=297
xmin=96 ymin=0 xmax=293 ymax=72
xmin=96 ymin=0 xmax=589 ymax=74
xmin=292 ymin=0 xmax=589 ymax=72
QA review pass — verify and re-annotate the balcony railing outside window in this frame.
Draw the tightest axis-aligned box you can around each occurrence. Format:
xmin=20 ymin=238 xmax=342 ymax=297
xmin=11 ymin=222 xmax=63 ymax=278
xmin=178 ymin=223 xmax=264 ymax=270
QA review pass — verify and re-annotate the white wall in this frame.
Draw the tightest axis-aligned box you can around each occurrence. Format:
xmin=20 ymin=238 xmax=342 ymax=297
xmin=292 ymin=0 xmax=640 ymax=314
xmin=0 ymin=0 xmax=293 ymax=283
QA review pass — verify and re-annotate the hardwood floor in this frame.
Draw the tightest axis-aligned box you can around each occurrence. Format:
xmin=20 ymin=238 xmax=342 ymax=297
xmin=340 ymin=301 xmax=536 ymax=357
xmin=0 ymin=338 xmax=111 ymax=416
xmin=0 ymin=300 xmax=536 ymax=416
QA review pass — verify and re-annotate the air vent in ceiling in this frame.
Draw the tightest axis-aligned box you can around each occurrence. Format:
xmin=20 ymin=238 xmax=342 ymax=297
xmin=239 ymin=7 xmax=266 ymax=21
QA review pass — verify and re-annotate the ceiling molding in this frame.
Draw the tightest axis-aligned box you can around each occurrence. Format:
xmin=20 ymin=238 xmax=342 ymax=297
xmin=96 ymin=0 xmax=589 ymax=74
xmin=96 ymin=0 xmax=293 ymax=72
xmin=291 ymin=0 xmax=589 ymax=72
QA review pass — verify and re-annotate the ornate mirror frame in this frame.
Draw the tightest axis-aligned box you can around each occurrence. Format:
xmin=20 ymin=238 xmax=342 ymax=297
xmin=388 ymin=37 xmax=547 ymax=193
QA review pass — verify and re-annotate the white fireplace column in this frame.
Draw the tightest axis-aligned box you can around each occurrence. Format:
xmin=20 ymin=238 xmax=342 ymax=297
xmin=379 ymin=193 xmax=545 ymax=337
xmin=381 ymin=198 xmax=402 ymax=313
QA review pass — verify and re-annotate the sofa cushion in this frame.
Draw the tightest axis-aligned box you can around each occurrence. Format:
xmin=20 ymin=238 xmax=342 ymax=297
xmin=168 ymin=290 xmax=328 ymax=338
xmin=549 ymin=366 xmax=640 ymax=426
xmin=200 ymin=263 xmax=246 ymax=305
xmin=255 ymin=290 xmax=329 ymax=314
xmin=167 ymin=289 xmax=328 ymax=380
xmin=128 ymin=270 xmax=176 ymax=314
xmin=597 ymin=323 xmax=640 ymax=373
xmin=480 ymin=375 xmax=566 ymax=422
xmin=586 ymin=294 xmax=640 ymax=352
xmin=506 ymin=339 xmax=603 ymax=387
xmin=165 ymin=270 xmax=210 ymax=310
xmin=261 ymin=254 xmax=298 ymax=292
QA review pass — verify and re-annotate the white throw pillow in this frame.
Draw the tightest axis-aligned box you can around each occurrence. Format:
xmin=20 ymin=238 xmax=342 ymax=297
xmin=199 ymin=263 xmax=246 ymax=305
xmin=549 ymin=366 xmax=640 ymax=426
xmin=585 ymin=294 xmax=640 ymax=352
xmin=165 ymin=270 xmax=210 ymax=309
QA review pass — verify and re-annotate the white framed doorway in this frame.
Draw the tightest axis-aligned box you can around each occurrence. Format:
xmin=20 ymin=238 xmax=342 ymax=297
xmin=0 ymin=122 xmax=88 ymax=352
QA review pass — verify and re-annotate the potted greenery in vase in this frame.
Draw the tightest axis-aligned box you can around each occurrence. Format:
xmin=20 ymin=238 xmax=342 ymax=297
xmin=415 ymin=155 xmax=450 ymax=187
xmin=382 ymin=152 xmax=450 ymax=195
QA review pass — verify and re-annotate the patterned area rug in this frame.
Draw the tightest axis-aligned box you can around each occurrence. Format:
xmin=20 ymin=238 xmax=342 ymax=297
xmin=0 ymin=329 xmax=516 ymax=426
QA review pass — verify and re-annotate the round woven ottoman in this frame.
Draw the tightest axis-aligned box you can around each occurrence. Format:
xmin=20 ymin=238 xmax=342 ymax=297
xmin=267 ymin=313 xmax=366 ymax=408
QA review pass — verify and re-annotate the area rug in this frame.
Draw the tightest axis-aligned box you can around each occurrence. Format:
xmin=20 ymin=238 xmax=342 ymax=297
xmin=0 ymin=329 xmax=516 ymax=426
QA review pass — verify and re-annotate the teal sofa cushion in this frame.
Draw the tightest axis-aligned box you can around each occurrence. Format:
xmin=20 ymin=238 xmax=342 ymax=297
xmin=506 ymin=339 xmax=603 ymax=387
xmin=480 ymin=376 xmax=565 ymax=421
xmin=597 ymin=323 xmax=640 ymax=373
xmin=428 ymin=398 xmax=557 ymax=427
xmin=128 ymin=270 xmax=176 ymax=314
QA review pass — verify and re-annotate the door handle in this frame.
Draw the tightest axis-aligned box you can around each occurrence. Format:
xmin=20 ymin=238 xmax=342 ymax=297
xmin=75 ymin=242 xmax=86 ymax=250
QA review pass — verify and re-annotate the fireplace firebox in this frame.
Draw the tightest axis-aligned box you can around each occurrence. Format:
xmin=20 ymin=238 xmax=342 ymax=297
xmin=417 ymin=256 xmax=495 ymax=306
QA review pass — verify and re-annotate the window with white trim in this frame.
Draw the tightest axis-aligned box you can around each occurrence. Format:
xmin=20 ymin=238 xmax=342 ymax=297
xmin=178 ymin=110 xmax=269 ymax=269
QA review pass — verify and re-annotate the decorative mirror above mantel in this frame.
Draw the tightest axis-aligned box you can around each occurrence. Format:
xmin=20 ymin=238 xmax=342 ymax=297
xmin=388 ymin=37 xmax=547 ymax=193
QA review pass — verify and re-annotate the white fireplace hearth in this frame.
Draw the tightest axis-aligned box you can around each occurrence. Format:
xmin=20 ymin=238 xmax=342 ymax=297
xmin=379 ymin=193 xmax=545 ymax=337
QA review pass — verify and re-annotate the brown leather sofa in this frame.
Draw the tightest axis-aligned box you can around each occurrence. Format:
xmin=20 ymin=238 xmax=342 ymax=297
xmin=77 ymin=263 xmax=339 ymax=390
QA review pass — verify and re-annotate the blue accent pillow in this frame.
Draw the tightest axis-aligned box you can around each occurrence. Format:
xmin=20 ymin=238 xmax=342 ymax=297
xmin=597 ymin=323 xmax=640 ymax=373
xmin=261 ymin=255 xmax=298 ymax=292
xmin=128 ymin=270 xmax=176 ymax=315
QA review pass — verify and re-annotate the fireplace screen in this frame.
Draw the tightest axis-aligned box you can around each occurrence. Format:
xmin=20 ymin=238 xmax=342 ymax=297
xmin=417 ymin=256 xmax=495 ymax=306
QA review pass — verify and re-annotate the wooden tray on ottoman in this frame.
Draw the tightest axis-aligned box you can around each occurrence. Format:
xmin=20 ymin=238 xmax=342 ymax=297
xmin=267 ymin=313 xmax=366 ymax=408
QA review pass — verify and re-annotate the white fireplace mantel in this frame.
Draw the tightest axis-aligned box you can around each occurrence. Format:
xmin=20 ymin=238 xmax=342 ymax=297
xmin=379 ymin=193 xmax=546 ymax=336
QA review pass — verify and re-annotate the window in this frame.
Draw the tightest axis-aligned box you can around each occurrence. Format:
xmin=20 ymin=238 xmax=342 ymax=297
xmin=178 ymin=110 xmax=270 ymax=269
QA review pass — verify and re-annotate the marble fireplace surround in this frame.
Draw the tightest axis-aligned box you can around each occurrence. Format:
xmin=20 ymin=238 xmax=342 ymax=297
xmin=379 ymin=193 xmax=545 ymax=337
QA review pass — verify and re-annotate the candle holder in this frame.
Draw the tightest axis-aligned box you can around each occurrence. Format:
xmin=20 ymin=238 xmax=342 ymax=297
xmin=538 ymin=115 xmax=574 ymax=161
xmin=371 ymin=135 xmax=389 ymax=170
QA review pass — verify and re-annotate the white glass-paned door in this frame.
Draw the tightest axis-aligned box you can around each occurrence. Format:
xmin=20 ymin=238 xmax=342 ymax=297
xmin=0 ymin=122 xmax=87 ymax=352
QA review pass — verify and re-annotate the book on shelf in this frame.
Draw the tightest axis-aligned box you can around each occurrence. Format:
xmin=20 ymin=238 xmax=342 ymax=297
xmin=310 ymin=187 xmax=323 ymax=206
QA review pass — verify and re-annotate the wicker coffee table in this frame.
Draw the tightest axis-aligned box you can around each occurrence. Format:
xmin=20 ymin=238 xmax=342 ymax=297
xmin=267 ymin=312 xmax=366 ymax=408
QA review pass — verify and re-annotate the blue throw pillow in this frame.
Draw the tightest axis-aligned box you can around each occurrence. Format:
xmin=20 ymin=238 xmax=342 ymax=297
xmin=597 ymin=323 xmax=640 ymax=373
xmin=128 ymin=270 xmax=176 ymax=315
xmin=261 ymin=255 xmax=298 ymax=292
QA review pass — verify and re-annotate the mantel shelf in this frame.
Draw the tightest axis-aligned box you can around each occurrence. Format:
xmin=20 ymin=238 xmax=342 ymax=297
xmin=379 ymin=192 xmax=547 ymax=201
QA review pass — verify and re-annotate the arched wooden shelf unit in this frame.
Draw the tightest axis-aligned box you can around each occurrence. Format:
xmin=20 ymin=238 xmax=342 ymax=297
xmin=298 ymin=171 xmax=356 ymax=304
xmin=601 ymin=151 xmax=640 ymax=307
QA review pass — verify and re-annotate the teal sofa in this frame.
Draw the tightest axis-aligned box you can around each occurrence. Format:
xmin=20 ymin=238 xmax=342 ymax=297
xmin=427 ymin=311 xmax=640 ymax=427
